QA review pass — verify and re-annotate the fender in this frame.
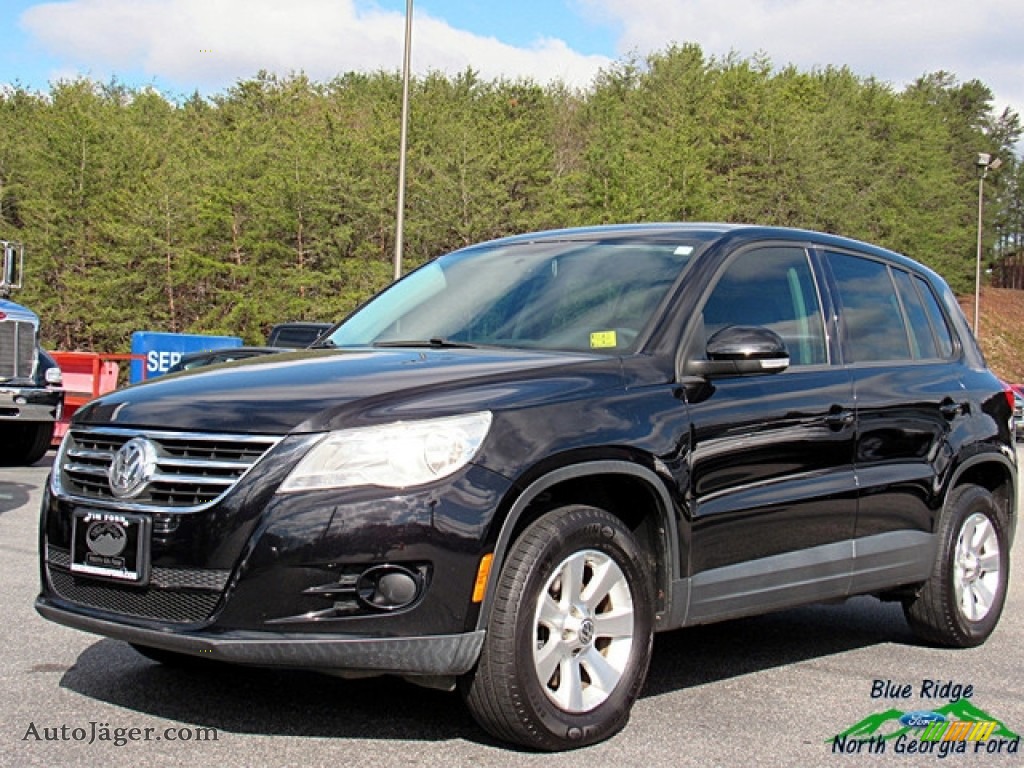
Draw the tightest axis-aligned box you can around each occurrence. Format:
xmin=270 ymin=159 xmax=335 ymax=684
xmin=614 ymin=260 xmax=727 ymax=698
xmin=474 ymin=459 xmax=682 ymax=633
xmin=945 ymin=449 xmax=1018 ymax=541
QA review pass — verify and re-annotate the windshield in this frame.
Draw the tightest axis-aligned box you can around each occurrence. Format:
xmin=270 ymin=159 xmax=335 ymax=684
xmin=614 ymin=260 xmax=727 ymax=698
xmin=326 ymin=239 xmax=698 ymax=353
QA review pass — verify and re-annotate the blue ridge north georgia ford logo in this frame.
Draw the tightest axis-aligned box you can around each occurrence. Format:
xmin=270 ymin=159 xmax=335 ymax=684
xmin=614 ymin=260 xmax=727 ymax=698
xmin=108 ymin=437 xmax=158 ymax=498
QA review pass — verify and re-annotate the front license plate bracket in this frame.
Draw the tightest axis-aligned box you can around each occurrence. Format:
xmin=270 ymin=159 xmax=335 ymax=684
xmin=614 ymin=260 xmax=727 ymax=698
xmin=70 ymin=509 xmax=151 ymax=585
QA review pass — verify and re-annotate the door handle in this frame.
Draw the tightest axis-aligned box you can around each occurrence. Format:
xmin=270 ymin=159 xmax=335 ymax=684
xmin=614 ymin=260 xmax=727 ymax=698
xmin=940 ymin=400 xmax=967 ymax=420
xmin=824 ymin=408 xmax=855 ymax=429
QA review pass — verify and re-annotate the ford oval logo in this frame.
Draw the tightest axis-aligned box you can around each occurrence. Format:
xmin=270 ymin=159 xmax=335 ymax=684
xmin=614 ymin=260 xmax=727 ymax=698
xmin=899 ymin=711 xmax=946 ymax=728
xmin=108 ymin=437 xmax=159 ymax=499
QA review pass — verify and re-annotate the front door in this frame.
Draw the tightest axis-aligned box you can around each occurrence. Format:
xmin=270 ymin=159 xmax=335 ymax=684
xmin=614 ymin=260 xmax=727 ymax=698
xmin=684 ymin=244 xmax=857 ymax=622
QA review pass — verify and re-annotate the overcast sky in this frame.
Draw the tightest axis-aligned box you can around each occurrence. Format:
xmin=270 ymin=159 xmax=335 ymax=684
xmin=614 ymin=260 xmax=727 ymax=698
xmin=2 ymin=0 xmax=1023 ymax=133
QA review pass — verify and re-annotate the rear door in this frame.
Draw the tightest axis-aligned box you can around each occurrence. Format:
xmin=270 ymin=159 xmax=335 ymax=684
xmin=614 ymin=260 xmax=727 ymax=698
xmin=823 ymin=249 xmax=963 ymax=592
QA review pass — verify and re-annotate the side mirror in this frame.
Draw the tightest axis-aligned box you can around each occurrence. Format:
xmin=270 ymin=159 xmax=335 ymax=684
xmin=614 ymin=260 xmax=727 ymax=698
xmin=687 ymin=325 xmax=790 ymax=377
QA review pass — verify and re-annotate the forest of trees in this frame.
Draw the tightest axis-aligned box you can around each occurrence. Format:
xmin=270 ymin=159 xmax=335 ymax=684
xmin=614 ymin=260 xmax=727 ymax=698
xmin=1 ymin=44 xmax=1021 ymax=351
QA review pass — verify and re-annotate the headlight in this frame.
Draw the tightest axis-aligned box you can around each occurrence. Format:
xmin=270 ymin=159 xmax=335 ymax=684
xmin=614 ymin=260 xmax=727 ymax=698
xmin=279 ymin=411 xmax=493 ymax=492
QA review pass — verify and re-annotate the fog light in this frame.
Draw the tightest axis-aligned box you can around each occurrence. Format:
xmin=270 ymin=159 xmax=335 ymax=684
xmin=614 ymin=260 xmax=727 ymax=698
xmin=356 ymin=565 xmax=423 ymax=611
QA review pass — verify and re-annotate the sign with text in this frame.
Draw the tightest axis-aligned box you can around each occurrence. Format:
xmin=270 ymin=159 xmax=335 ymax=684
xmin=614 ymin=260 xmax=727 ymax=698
xmin=130 ymin=332 xmax=242 ymax=383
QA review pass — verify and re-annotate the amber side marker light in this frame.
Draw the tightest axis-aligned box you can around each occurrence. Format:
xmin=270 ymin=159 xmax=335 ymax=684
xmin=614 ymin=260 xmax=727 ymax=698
xmin=472 ymin=553 xmax=494 ymax=603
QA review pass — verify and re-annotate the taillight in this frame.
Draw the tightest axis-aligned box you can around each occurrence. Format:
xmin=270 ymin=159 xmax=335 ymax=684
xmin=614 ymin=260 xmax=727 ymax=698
xmin=1003 ymin=381 xmax=1015 ymax=412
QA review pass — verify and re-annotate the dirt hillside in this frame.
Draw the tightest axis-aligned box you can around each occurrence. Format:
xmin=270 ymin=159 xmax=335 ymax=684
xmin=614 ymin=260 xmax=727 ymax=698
xmin=959 ymin=287 xmax=1024 ymax=384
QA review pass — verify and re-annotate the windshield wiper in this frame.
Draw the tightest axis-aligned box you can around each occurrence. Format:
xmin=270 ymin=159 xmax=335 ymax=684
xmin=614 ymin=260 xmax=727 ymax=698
xmin=373 ymin=337 xmax=478 ymax=349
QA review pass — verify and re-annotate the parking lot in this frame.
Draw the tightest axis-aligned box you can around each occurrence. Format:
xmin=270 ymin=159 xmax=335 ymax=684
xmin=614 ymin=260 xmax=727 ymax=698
xmin=2 ymin=449 xmax=1022 ymax=768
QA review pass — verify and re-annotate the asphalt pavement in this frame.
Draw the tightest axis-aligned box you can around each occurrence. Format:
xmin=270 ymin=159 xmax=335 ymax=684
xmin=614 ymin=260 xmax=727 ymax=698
xmin=2 ymin=449 xmax=1022 ymax=768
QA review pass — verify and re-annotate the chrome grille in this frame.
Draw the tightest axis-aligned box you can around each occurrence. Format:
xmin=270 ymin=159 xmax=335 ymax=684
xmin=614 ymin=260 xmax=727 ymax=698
xmin=59 ymin=427 xmax=280 ymax=510
xmin=0 ymin=319 xmax=36 ymax=380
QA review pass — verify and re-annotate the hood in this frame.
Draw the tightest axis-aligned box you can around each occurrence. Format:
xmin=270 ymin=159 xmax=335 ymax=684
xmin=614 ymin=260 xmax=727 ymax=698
xmin=74 ymin=347 xmax=623 ymax=434
xmin=0 ymin=298 xmax=39 ymax=324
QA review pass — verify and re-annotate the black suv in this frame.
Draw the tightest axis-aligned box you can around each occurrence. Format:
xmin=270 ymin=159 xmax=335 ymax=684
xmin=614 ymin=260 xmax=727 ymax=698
xmin=37 ymin=224 xmax=1017 ymax=750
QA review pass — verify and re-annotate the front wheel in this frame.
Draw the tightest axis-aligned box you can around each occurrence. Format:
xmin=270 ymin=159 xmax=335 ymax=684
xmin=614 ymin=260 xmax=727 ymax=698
xmin=903 ymin=485 xmax=1010 ymax=647
xmin=462 ymin=505 xmax=655 ymax=750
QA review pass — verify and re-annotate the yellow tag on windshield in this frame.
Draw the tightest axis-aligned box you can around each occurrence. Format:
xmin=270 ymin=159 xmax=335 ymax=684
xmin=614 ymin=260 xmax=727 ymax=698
xmin=590 ymin=331 xmax=617 ymax=349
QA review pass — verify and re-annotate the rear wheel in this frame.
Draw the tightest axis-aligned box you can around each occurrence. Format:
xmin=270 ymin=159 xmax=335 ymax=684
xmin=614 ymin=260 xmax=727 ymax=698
xmin=0 ymin=422 xmax=53 ymax=466
xmin=903 ymin=485 xmax=1009 ymax=647
xmin=462 ymin=505 xmax=654 ymax=750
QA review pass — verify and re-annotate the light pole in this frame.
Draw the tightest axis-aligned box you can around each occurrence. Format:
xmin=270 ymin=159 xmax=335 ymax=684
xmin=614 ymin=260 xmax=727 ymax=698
xmin=974 ymin=152 xmax=1001 ymax=337
xmin=394 ymin=0 xmax=413 ymax=281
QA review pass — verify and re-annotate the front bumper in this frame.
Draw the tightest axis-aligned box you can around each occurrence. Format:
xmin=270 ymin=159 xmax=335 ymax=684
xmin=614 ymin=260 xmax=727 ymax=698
xmin=35 ymin=596 xmax=485 ymax=675
xmin=39 ymin=434 xmax=510 ymax=675
xmin=0 ymin=385 xmax=62 ymax=422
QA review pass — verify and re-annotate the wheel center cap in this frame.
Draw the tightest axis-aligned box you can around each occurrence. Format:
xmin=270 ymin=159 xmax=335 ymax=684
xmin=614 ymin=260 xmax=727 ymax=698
xmin=578 ymin=618 xmax=595 ymax=646
xmin=962 ymin=554 xmax=980 ymax=580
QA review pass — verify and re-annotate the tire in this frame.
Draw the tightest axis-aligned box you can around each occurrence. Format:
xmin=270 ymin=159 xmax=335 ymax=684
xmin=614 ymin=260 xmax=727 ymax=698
xmin=462 ymin=505 xmax=655 ymax=751
xmin=0 ymin=422 xmax=53 ymax=466
xmin=903 ymin=485 xmax=1010 ymax=647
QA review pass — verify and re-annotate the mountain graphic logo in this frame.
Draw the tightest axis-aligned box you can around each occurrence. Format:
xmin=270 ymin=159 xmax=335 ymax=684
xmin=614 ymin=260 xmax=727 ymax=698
xmin=831 ymin=699 xmax=1020 ymax=742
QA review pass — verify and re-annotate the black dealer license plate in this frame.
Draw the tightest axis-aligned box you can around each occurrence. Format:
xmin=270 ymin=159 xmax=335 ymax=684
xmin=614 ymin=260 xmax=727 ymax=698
xmin=70 ymin=509 xmax=150 ymax=584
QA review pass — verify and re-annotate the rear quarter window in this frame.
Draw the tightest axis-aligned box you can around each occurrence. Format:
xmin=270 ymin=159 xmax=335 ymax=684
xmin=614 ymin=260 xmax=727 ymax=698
xmin=912 ymin=274 xmax=955 ymax=359
xmin=892 ymin=269 xmax=940 ymax=359
xmin=828 ymin=251 xmax=910 ymax=363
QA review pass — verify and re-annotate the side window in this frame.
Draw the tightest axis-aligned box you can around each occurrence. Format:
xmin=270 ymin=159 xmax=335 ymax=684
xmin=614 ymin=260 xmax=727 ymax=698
xmin=892 ymin=269 xmax=939 ymax=359
xmin=828 ymin=252 xmax=910 ymax=363
xmin=913 ymin=275 xmax=955 ymax=359
xmin=702 ymin=246 xmax=827 ymax=366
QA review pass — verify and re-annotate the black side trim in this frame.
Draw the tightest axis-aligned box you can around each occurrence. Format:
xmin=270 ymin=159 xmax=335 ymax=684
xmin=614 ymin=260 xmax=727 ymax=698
xmin=849 ymin=530 xmax=935 ymax=593
xmin=679 ymin=531 xmax=936 ymax=626
xmin=685 ymin=541 xmax=852 ymax=624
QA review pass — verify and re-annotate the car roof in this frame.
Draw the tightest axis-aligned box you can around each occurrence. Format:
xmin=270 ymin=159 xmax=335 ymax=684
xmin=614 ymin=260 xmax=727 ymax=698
xmin=467 ymin=222 xmax=936 ymax=283
xmin=479 ymin=221 xmax=896 ymax=251
xmin=481 ymin=222 xmax=739 ymax=245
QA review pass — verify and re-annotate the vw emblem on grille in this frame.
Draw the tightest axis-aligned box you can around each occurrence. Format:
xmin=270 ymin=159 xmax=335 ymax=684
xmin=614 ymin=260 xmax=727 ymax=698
xmin=108 ymin=437 xmax=158 ymax=498
xmin=578 ymin=618 xmax=595 ymax=646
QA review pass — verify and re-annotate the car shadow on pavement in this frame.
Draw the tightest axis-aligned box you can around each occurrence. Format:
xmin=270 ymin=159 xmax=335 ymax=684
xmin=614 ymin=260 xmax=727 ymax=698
xmin=643 ymin=595 xmax=916 ymax=698
xmin=1 ymin=452 xmax=53 ymax=514
xmin=59 ymin=639 xmax=489 ymax=744
xmin=0 ymin=481 xmax=33 ymax=515
xmin=57 ymin=596 xmax=914 ymax=745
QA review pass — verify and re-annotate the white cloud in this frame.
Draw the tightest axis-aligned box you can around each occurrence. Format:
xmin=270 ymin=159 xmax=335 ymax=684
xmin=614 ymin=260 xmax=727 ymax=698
xmin=583 ymin=0 xmax=1024 ymax=122
xmin=21 ymin=0 xmax=612 ymax=91
xmin=19 ymin=0 xmax=1024 ymax=129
